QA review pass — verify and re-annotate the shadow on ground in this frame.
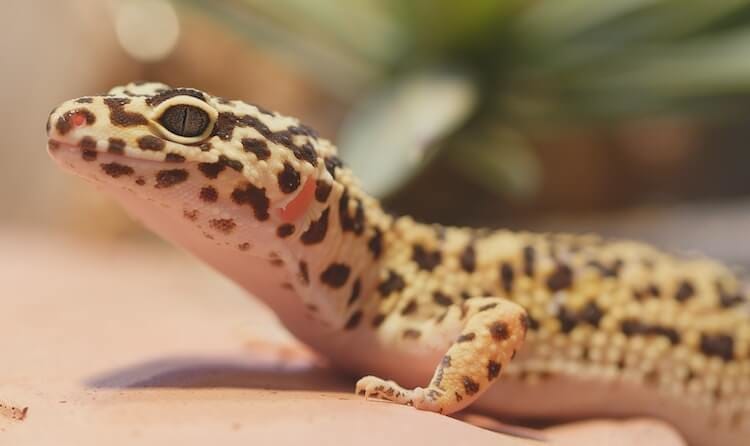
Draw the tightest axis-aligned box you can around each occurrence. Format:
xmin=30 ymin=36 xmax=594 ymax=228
xmin=85 ymin=354 xmax=353 ymax=393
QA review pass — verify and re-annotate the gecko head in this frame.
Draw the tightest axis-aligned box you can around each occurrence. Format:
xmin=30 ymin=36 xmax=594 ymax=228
xmin=46 ymin=81 xmax=339 ymax=248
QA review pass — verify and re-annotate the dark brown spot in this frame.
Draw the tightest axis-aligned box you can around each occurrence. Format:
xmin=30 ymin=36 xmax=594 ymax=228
xmin=344 ymin=311 xmax=363 ymax=330
xmin=489 ymin=321 xmax=510 ymax=341
xmin=277 ymin=162 xmax=301 ymax=194
xmin=401 ymin=300 xmax=418 ymax=316
xmin=47 ymin=108 xmax=56 ymax=133
xmin=220 ymin=155 xmax=243 ymax=172
xmin=198 ymin=161 xmax=226 ymax=179
xmin=315 ymin=180 xmax=332 ymax=203
xmin=135 ymin=177 xmax=146 ymax=186
xmin=648 ymin=284 xmax=661 ymax=297
xmin=460 ymin=245 xmax=476 ymax=273
xmin=459 ymin=303 xmax=469 ymax=320
xmin=436 ymin=311 xmax=449 ymax=324
xmin=231 ymin=183 xmax=270 ymax=221
xmin=199 ymin=186 xmax=218 ymax=202
xmin=432 ymin=292 xmax=453 ymax=307
xmin=264 ymin=128 xmax=318 ymax=166
xmin=100 ymin=162 xmax=134 ymax=178
xmin=145 ymin=88 xmax=206 ymax=107
xmin=104 ymin=98 xmax=147 ymax=127
xmin=522 ymin=245 xmax=535 ymax=277
xmin=324 ymin=156 xmax=343 ymax=178
xmin=457 ymin=333 xmax=476 ymax=343
xmin=238 ymin=242 xmax=251 ymax=251
xmin=462 ymin=376 xmax=480 ymax=395
xmin=433 ymin=355 xmax=451 ymax=388
xmin=547 ymin=264 xmax=573 ymax=291
xmin=403 ymin=329 xmax=421 ymax=339
xmin=269 ymin=255 xmax=284 ymax=267
xmin=588 ymin=259 xmax=623 ymax=278
xmin=298 ymin=261 xmax=309 ymax=284
xmin=56 ymin=108 xmax=96 ymax=135
xmin=620 ymin=320 xmax=681 ymax=345
xmin=557 ymin=307 xmax=578 ymax=333
xmin=209 ymin=218 xmax=236 ymax=234
xmin=500 ymin=263 xmax=514 ymax=293
xmin=487 ymin=360 xmax=502 ymax=380
xmin=293 ymin=142 xmax=318 ymax=167
xmin=108 ymin=137 xmax=126 ymax=155
xmin=300 ymin=208 xmax=329 ymax=245
xmin=368 ymin=228 xmax=383 ymax=259
xmin=241 ymin=138 xmax=270 ymax=160
xmin=165 ymin=153 xmax=186 ymax=163
xmin=675 ymin=281 xmax=696 ymax=302
xmin=155 ymin=169 xmax=188 ymax=188
xmin=700 ymin=334 xmax=734 ymax=361
xmin=478 ymin=303 xmax=498 ymax=312
xmin=519 ymin=314 xmax=529 ymax=332
xmin=455 ymin=392 xmax=463 ymax=402
xmin=288 ymin=124 xmax=318 ymax=138
xmin=347 ymin=278 xmax=361 ymax=306
xmin=75 ymin=97 xmax=93 ymax=103
xmin=580 ymin=301 xmax=604 ymax=327
xmin=720 ymin=293 xmax=746 ymax=308
xmin=79 ymin=136 xmax=97 ymax=150
xmin=412 ymin=245 xmax=442 ymax=271
xmin=252 ymin=103 xmax=275 ymax=116
xmin=277 ymin=224 xmax=295 ymax=238
xmin=81 ymin=145 xmax=97 ymax=161
xmin=527 ymin=315 xmax=540 ymax=331
xmin=338 ymin=190 xmax=365 ymax=235
xmin=717 ymin=283 xmax=746 ymax=308
xmin=183 ymin=209 xmax=199 ymax=221
xmin=212 ymin=112 xmax=243 ymax=140
xmin=320 ymin=263 xmax=350 ymax=288
xmin=372 ymin=314 xmax=386 ymax=327
xmin=377 ymin=270 xmax=405 ymax=296
xmin=138 ymin=135 xmax=165 ymax=151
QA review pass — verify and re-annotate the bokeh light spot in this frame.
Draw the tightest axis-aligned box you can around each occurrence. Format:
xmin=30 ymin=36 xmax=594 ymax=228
xmin=115 ymin=0 xmax=179 ymax=62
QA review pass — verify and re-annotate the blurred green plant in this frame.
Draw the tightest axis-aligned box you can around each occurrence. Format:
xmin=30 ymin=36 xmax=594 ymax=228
xmin=177 ymin=0 xmax=750 ymax=202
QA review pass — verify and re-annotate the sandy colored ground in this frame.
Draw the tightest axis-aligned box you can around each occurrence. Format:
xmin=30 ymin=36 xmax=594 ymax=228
xmin=0 ymin=228 xmax=685 ymax=445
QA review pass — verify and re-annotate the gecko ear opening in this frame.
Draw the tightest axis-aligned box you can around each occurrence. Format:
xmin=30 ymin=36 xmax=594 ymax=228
xmin=278 ymin=176 xmax=317 ymax=222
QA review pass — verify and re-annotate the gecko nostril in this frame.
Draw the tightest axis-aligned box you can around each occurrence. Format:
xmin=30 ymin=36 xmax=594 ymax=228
xmin=55 ymin=109 xmax=96 ymax=136
xmin=71 ymin=112 xmax=88 ymax=128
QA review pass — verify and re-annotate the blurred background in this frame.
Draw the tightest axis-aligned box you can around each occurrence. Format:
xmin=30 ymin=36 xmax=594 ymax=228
xmin=4 ymin=0 xmax=750 ymax=267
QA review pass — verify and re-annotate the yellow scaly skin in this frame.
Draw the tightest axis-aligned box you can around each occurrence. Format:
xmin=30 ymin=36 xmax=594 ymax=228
xmin=46 ymin=82 xmax=750 ymax=445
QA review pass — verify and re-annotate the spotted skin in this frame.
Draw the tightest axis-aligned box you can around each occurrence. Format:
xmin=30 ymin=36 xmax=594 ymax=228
xmin=46 ymin=82 xmax=750 ymax=446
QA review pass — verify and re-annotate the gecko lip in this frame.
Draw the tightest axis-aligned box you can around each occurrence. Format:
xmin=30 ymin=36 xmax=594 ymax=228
xmin=47 ymin=138 xmax=77 ymax=151
xmin=47 ymin=137 xmax=308 ymax=221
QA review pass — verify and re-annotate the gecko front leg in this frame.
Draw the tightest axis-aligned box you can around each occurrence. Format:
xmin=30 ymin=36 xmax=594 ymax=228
xmin=356 ymin=297 xmax=528 ymax=414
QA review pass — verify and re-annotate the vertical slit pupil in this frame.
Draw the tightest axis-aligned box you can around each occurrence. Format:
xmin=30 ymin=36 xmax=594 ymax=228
xmin=159 ymin=104 xmax=209 ymax=137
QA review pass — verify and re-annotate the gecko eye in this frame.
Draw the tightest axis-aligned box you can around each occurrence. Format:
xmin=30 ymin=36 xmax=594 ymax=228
xmin=159 ymin=105 xmax=209 ymax=137
xmin=151 ymin=95 xmax=217 ymax=144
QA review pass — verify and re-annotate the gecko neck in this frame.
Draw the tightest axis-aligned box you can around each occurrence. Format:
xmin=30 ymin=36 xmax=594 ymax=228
xmin=280 ymin=165 xmax=393 ymax=328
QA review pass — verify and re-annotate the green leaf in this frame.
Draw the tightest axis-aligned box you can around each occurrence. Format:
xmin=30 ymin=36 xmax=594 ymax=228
xmin=338 ymin=68 xmax=479 ymax=198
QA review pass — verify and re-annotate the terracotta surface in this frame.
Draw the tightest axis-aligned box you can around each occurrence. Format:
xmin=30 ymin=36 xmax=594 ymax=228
xmin=0 ymin=228 xmax=685 ymax=445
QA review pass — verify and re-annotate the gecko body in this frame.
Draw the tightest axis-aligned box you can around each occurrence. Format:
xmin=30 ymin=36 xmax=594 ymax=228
xmin=46 ymin=83 xmax=750 ymax=445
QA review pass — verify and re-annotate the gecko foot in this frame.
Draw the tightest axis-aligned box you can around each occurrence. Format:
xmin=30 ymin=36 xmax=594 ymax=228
xmin=355 ymin=376 xmax=441 ymax=412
